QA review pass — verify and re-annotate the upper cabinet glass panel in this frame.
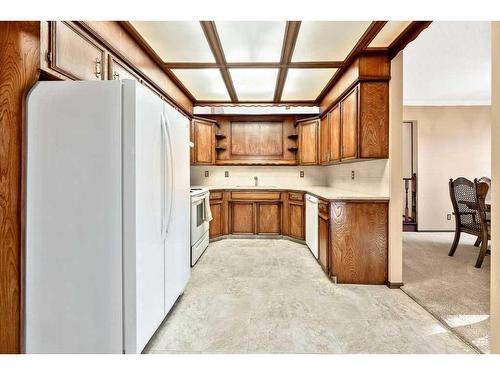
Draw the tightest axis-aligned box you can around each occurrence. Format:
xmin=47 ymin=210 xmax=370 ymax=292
xmin=216 ymin=21 xmax=286 ymax=62
xmin=292 ymin=21 xmax=371 ymax=62
xmin=130 ymin=21 xmax=215 ymax=62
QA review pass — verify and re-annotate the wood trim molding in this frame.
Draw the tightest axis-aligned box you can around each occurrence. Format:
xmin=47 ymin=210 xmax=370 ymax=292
xmin=194 ymin=100 xmax=318 ymax=107
xmin=274 ymin=21 xmax=301 ymax=102
xmin=388 ymin=21 xmax=432 ymax=59
xmin=316 ymin=21 xmax=387 ymax=102
xmin=0 ymin=21 xmax=40 ymax=354
xmin=200 ymin=21 xmax=238 ymax=102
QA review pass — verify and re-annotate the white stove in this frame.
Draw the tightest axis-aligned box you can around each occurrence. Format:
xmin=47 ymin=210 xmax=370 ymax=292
xmin=190 ymin=187 xmax=210 ymax=266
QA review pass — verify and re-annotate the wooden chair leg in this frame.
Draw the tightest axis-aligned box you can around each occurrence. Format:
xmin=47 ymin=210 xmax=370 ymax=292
xmin=448 ymin=230 xmax=461 ymax=256
xmin=475 ymin=235 xmax=489 ymax=268
xmin=474 ymin=236 xmax=482 ymax=247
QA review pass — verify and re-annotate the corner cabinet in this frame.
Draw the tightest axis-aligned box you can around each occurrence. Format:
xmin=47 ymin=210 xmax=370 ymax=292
xmin=298 ymin=119 xmax=319 ymax=165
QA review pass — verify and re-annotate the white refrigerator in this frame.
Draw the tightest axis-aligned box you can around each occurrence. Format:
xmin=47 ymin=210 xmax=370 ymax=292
xmin=25 ymin=80 xmax=190 ymax=353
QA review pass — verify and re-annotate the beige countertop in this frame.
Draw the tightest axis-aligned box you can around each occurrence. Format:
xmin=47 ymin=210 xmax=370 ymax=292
xmin=191 ymin=185 xmax=389 ymax=201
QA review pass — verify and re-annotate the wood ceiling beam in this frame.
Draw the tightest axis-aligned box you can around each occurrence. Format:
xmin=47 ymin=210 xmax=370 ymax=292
xmin=273 ymin=21 xmax=301 ymax=102
xmin=119 ymin=21 xmax=197 ymax=103
xmin=200 ymin=21 xmax=238 ymax=102
xmin=194 ymin=100 xmax=318 ymax=106
xmin=388 ymin=21 xmax=432 ymax=59
xmin=315 ymin=21 xmax=387 ymax=102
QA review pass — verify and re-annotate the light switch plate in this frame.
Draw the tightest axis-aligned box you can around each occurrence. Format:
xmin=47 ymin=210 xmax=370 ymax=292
xmin=204 ymin=170 xmax=209 ymax=177
xmin=447 ymin=214 xmax=452 ymax=220
xmin=225 ymin=171 xmax=229 ymax=178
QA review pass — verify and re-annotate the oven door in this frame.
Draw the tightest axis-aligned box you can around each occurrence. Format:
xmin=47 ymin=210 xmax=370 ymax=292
xmin=190 ymin=193 xmax=209 ymax=246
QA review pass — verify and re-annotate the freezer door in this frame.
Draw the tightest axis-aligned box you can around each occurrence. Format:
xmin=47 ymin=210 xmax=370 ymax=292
xmin=25 ymin=81 xmax=123 ymax=353
xmin=122 ymin=81 xmax=166 ymax=353
xmin=163 ymin=103 xmax=191 ymax=314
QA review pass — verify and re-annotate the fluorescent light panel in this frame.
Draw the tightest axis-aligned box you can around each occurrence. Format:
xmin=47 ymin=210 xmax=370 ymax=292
xmin=131 ymin=21 xmax=215 ymax=62
xmin=282 ymin=69 xmax=338 ymax=100
xmin=216 ymin=21 xmax=286 ymax=62
xmin=292 ymin=21 xmax=371 ymax=61
xmin=171 ymin=69 xmax=230 ymax=100
xmin=230 ymin=69 xmax=278 ymax=101
xmin=369 ymin=21 xmax=412 ymax=47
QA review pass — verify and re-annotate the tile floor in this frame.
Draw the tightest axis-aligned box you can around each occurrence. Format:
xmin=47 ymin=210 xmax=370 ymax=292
xmin=402 ymin=232 xmax=490 ymax=353
xmin=145 ymin=239 xmax=476 ymax=354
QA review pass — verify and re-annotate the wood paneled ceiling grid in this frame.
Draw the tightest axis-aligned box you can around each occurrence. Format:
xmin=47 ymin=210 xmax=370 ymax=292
xmin=121 ymin=21 xmax=432 ymax=106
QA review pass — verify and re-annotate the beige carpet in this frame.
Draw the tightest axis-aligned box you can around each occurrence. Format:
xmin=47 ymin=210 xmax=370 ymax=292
xmin=402 ymin=232 xmax=490 ymax=353
xmin=145 ymin=239 xmax=475 ymax=354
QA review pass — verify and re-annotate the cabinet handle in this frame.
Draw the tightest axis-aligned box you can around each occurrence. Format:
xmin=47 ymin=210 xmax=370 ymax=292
xmin=112 ymin=71 xmax=120 ymax=80
xmin=95 ymin=58 xmax=102 ymax=78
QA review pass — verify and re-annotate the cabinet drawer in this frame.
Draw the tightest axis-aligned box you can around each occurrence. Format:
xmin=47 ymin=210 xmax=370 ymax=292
xmin=319 ymin=200 xmax=329 ymax=215
xmin=210 ymin=191 xmax=223 ymax=200
xmin=50 ymin=21 xmax=106 ymax=81
xmin=288 ymin=192 xmax=304 ymax=202
xmin=231 ymin=191 xmax=281 ymax=201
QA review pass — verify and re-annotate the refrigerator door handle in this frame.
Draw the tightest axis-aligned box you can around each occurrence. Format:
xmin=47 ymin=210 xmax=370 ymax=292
xmin=160 ymin=112 xmax=166 ymax=237
xmin=161 ymin=110 xmax=174 ymax=239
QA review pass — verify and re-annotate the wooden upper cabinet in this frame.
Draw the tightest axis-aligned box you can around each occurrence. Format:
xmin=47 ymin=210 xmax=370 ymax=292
xmin=193 ymin=119 xmax=215 ymax=165
xmin=341 ymin=87 xmax=358 ymax=160
xmin=108 ymin=55 xmax=140 ymax=81
xmin=299 ymin=119 xmax=318 ymax=165
xmin=319 ymin=114 xmax=329 ymax=164
xmin=329 ymin=104 xmax=341 ymax=163
xmin=49 ymin=21 xmax=106 ymax=81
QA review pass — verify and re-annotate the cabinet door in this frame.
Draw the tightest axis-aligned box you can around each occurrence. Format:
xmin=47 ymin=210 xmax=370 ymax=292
xmin=299 ymin=120 xmax=318 ymax=165
xmin=108 ymin=56 xmax=140 ymax=81
xmin=318 ymin=215 xmax=329 ymax=273
xmin=49 ymin=21 xmax=106 ymax=81
xmin=230 ymin=202 xmax=254 ymax=234
xmin=209 ymin=201 xmax=223 ymax=238
xmin=193 ymin=119 xmax=214 ymax=164
xmin=331 ymin=202 xmax=388 ymax=284
xmin=319 ymin=114 xmax=329 ymax=164
xmin=341 ymin=87 xmax=358 ymax=160
xmin=257 ymin=202 xmax=281 ymax=234
xmin=329 ymin=104 xmax=341 ymax=162
xmin=289 ymin=202 xmax=304 ymax=239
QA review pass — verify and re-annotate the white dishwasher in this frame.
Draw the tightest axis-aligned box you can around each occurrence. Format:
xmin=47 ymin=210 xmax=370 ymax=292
xmin=305 ymin=194 xmax=319 ymax=259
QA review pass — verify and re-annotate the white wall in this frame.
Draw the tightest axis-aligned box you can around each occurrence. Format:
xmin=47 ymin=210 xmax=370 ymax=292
xmin=403 ymin=105 xmax=491 ymax=231
xmin=324 ymin=159 xmax=389 ymax=196
xmin=191 ymin=165 xmax=327 ymax=187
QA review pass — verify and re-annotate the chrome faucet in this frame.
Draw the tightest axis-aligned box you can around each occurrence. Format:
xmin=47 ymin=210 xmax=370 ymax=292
xmin=254 ymin=176 xmax=258 ymax=187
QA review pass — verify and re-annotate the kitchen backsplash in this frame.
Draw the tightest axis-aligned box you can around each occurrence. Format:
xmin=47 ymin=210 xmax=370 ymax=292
xmin=191 ymin=166 xmax=327 ymax=187
xmin=191 ymin=159 xmax=389 ymax=196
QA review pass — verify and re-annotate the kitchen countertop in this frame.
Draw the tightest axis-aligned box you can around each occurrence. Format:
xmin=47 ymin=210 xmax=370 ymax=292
xmin=191 ymin=185 xmax=389 ymax=201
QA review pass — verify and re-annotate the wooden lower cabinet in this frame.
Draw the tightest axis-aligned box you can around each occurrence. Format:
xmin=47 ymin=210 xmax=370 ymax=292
xmin=209 ymin=201 xmax=223 ymax=238
xmin=318 ymin=205 xmax=330 ymax=273
xmin=256 ymin=202 xmax=281 ymax=234
xmin=288 ymin=202 xmax=304 ymax=240
xmin=230 ymin=202 xmax=254 ymax=234
xmin=330 ymin=201 xmax=388 ymax=284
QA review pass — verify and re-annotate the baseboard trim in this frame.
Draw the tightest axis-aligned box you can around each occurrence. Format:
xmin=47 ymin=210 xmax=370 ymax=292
xmin=387 ymin=281 xmax=404 ymax=289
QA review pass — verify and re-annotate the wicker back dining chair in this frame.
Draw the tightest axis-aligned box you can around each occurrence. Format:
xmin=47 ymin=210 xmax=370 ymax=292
xmin=448 ymin=177 xmax=491 ymax=268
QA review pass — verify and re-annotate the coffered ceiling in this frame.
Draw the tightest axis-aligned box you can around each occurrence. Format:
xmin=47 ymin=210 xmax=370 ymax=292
xmin=124 ymin=21 xmax=430 ymax=105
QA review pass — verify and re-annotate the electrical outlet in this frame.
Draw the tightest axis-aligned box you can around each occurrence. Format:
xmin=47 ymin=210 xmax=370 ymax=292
xmin=447 ymin=214 xmax=452 ymax=220
xmin=300 ymin=171 xmax=304 ymax=178
xmin=224 ymin=171 xmax=229 ymax=178
xmin=204 ymin=170 xmax=209 ymax=178
xmin=351 ymin=170 xmax=355 ymax=180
